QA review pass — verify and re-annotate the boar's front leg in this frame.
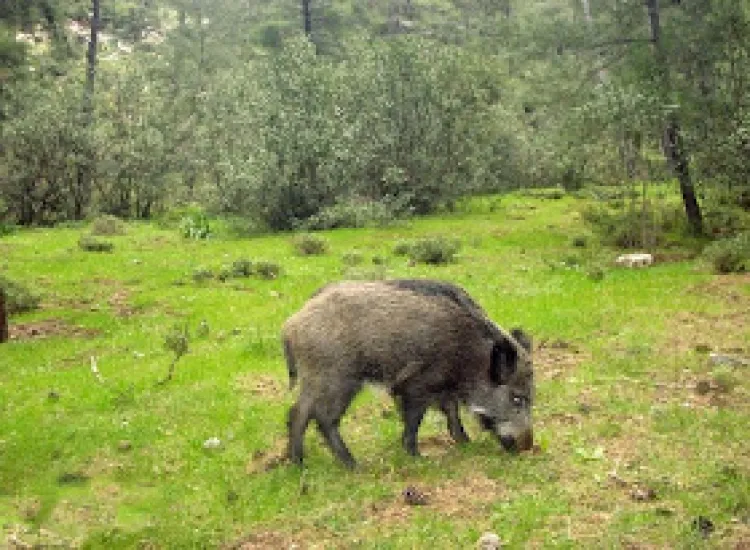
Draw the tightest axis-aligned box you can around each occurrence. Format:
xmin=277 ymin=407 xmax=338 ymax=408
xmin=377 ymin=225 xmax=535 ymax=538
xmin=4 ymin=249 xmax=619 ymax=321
xmin=439 ymin=396 xmax=470 ymax=444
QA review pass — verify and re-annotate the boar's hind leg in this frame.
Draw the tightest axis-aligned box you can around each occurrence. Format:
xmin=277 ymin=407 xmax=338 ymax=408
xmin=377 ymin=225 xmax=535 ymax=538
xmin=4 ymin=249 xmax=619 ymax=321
xmin=440 ymin=397 xmax=470 ymax=444
xmin=288 ymin=391 xmax=315 ymax=465
xmin=397 ymin=395 xmax=429 ymax=456
xmin=314 ymin=381 xmax=361 ymax=468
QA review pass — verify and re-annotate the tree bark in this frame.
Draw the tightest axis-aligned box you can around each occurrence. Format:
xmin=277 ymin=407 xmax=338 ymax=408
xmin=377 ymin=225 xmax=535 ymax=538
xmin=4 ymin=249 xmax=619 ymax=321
xmin=302 ymin=0 xmax=312 ymax=36
xmin=0 ymin=288 xmax=8 ymax=344
xmin=75 ymin=0 xmax=100 ymax=221
xmin=645 ymin=0 xmax=703 ymax=234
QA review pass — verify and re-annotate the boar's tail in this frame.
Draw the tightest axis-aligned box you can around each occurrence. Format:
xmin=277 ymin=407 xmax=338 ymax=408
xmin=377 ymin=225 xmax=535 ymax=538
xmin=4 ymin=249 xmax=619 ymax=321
xmin=283 ymin=336 xmax=298 ymax=389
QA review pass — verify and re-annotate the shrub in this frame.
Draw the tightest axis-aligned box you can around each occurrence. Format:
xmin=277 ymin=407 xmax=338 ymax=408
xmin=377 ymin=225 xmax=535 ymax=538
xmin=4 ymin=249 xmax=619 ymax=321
xmin=253 ymin=261 xmax=281 ymax=280
xmin=703 ymin=207 xmax=749 ymax=238
xmin=406 ymin=237 xmax=461 ymax=265
xmin=231 ymin=259 xmax=254 ymax=278
xmin=179 ymin=207 xmax=211 ymax=240
xmin=192 ymin=268 xmax=214 ymax=283
xmin=0 ymin=275 xmax=40 ymax=314
xmin=0 ymin=220 xmax=17 ymax=237
xmin=572 ymin=236 xmax=588 ymax=248
xmin=582 ymin=205 xmax=666 ymax=249
xmin=702 ymin=232 xmax=750 ymax=274
xmin=292 ymin=234 xmax=328 ymax=256
xmin=341 ymin=251 xmax=364 ymax=266
xmin=300 ymin=199 xmax=400 ymax=231
xmin=90 ymin=215 xmax=126 ymax=236
xmin=392 ymin=240 xmax=412 ymax=257
xmin=78 ymin=235 xmax=114 ymax=252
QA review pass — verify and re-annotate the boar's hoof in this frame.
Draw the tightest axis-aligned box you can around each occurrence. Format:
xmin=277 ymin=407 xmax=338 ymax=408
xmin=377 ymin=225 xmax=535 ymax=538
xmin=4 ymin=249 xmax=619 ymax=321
xmin=499 ymin=436 xmax=518 ymax=452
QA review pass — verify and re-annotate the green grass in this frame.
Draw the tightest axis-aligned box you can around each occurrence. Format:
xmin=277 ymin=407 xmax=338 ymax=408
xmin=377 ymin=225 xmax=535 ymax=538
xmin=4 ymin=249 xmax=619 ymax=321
xmin=1 ymin=190 xmax=749 ymax=548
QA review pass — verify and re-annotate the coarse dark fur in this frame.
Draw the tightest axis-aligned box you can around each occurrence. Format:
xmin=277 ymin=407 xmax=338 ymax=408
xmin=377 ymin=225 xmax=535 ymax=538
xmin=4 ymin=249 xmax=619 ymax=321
xmin=282 ymin=279 xmax=534 ymax=467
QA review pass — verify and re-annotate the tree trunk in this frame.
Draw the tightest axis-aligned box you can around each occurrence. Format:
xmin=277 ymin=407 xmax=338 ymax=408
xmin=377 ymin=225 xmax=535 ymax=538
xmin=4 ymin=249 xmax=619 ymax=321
xmin=0 ymin=288 xmax=8 ymax=344
xmin=75 ymin=0 xmax=100 ymax=221
xmin=645 ymin=0 xmax=703 ymax=234
xmin=302 ymin=0 xmax=312 ymax=36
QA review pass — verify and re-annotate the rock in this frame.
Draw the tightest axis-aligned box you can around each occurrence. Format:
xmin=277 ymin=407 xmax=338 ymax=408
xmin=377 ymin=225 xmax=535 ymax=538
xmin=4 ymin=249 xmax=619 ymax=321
xmin=695 ymin=380 xmax=712 ymax=395
xmin=477 ymin=532 xmax=502 ymax=549
xmin=630 ymin=486 xmax=657 ymax=502
xmin=196 ymin=320 xmax=210 ymax=338
xmin=709 ymin=353 xmax=749 ymax=367
xmin=615 ymin=253 xmax=653 ymax=268
xmin=402 ymin=486 xmax=428 ymax=506
xmin=203 ymin=437 xmax=222 ymax=450
xmin=692 ymin=516 xmax=714 ymax=538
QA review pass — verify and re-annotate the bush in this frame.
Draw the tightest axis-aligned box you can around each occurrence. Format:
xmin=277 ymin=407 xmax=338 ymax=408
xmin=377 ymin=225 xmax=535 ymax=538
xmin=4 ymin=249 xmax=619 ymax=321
xmin=581 ymin=204 xmax=675 ymax=249
xmin=0 ymin=275 xmax=40 ymax=314
xmin=292 ymin=234 xmax=328 ymax=256
xmin=405 ymin=237 xmax=461 ymax=265
xmin=702 ymin=206 xmax=749 ymax=238
xmin=392 ymin=240 xmax=412 ymax=256
xmin=78 ymin=235 xmax=114 ymax=252
xmin=178 ymin=207 xmax=211 ymax=240
xmin=572 ymin=236 xmax=588 ymax=248
xmin=702 ymin=232 xmax=750 ymax=274
xmin=300 ymin=198 xmax=401 ymax=231
xmin=231 ymin=259 xmax=254 ymax=278
xmin=192 ymin=268 xmax=214 ymax=283
xmin=253 ymin=261 xmax=281 ymax=280
xmin=341 ymin=251 xmax=364 ymax=266
xmin=90 ymin=215 xmax=126 ymax=236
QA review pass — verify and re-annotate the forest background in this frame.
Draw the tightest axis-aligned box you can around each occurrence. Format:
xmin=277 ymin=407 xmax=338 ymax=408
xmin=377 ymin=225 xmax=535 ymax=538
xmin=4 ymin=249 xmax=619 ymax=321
xmin=0 ymin=0 xmax=748 ymax=238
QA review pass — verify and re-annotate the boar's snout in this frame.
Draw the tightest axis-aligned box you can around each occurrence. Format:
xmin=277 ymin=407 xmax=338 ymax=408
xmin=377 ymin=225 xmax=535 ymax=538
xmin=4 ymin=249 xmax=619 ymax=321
xmin=499 ymin=429 xmax=533 ymax=452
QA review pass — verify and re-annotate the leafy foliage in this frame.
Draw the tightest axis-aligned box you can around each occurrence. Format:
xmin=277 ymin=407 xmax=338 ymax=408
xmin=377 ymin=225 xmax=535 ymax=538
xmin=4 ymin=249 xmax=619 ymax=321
xmin=78 ymin=234 xmax=114 ymax=252
xmin=702 ymin=232 xmax=750 ymax=274
xmin=0 ymin=275 xmax=40 ymax=314
xmin=90 ymin=214 xmax=126 ymax=236
xmin=398 ymin=236 xmax=461 ymax=265
xmin=292 ymin=234 xmax=328 ymax=256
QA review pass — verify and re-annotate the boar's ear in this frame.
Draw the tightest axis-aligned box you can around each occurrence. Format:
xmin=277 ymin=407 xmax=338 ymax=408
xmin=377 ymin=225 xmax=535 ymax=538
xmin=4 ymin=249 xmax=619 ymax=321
xmin=490 ymin=338 xmax=517 ymax=385
xmin=511 ymin=328 xmax=532 ymax=353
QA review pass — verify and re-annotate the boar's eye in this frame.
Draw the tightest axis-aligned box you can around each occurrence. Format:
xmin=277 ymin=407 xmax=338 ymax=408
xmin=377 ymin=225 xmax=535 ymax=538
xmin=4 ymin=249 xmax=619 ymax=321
xmin=511 ymin=395 xmax=528 ymax=408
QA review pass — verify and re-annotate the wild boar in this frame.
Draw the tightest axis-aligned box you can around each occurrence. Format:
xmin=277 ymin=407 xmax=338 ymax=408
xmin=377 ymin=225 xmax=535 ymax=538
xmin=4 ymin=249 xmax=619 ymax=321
xmin=282 ymin=279 xmax=533 ymax=467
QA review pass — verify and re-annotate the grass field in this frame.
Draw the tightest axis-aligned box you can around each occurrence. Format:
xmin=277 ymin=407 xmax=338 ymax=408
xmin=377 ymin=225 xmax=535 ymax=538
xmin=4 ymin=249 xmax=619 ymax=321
xmin=1 ymin=190 xmax=748 ymax=548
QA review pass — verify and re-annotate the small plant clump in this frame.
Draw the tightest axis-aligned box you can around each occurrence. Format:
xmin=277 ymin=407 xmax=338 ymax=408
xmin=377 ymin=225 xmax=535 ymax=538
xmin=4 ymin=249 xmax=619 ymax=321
xmin=341 ymin=251 xmax=364 ymax=266
xmin=702 ymin=232 xmax=750 ymax=274
xmin=404 ymin=237 xmax=461 ymax=265
xmin=78 ymin=235 xmax=114 ymax=253
xmin=572 ymin=235 xmax=588 ymax=248
xmin=392 ymin=240 xmax=412 ymax=256
xmin=231 ymin=259 xmax=254 ymax=278
xmin=179 ymin=207 xmax=211 ymax=240
xmin=192 ymin=268 xmax=214 ymax=283
xmin=0 ymin=275 xmax=40 ymax=314
xmin=90 ymin=214 xmax=127 ymax=236
xmin=292 ymin=234 xmax=328 ymax=256
xmin=253 ymin=261 xmax=281 ymax=280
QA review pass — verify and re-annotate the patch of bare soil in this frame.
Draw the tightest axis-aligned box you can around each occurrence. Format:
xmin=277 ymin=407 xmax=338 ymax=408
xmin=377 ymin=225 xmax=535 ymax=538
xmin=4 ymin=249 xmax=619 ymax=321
xmin=246 ymin=439 xmax=288 ymax=475
xmin=8 ymin=318 xmax=101 ymax=341
xmin=4 ymin=524 xmax=74 ymax=549
xmin=365 ymin=474 xmax=506 ymax=526
xmin=661 ymin=274 xmax=749 ymax=357
xmin=235 ymin=374 xmax=286 ymax=399
xmin=109 ymin=288 xmax=136 ymax=317
xmin=535 ymin=339 xmax=590 ymax=381
xmin=228 ymin=526 xmax=339 ymax=550
xmin=228 ymin=530 xmax=301 ymax=550
xmin=418 ymin=434 xmax=455 ymax=458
